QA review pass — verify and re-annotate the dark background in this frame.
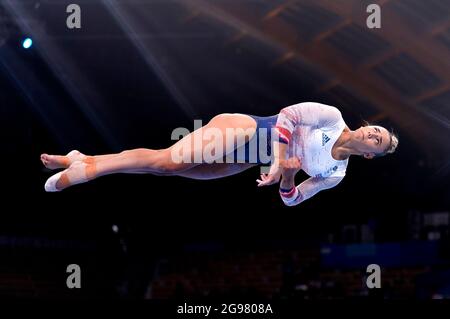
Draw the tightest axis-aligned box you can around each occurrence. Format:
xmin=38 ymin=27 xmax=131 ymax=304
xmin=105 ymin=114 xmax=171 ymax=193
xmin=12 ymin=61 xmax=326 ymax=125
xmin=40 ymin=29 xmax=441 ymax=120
xmin=0 ymin=0 xmax=449 ymax=299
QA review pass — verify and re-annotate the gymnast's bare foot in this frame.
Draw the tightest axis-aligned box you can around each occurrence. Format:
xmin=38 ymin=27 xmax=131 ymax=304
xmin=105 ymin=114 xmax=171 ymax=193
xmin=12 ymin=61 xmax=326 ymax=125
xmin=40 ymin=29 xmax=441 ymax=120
xmin=41 ymin=150 xmax=86 ymax=170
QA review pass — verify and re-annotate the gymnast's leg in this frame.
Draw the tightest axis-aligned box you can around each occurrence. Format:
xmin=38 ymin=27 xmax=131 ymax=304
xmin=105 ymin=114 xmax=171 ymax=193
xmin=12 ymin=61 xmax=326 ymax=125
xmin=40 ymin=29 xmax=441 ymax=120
xmin=43 ymin=113 xmax=257 ymax=191
xmin=41 ymin=150 xmax=120 ymax=170
xmin=176 ymin=163 xmax=256 ymax=180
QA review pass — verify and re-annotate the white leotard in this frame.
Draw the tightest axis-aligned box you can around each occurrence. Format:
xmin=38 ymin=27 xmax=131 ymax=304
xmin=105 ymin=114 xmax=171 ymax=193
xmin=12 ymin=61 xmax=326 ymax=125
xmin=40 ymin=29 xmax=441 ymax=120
xmin=275 ymin=102 xmax=348 ymax=206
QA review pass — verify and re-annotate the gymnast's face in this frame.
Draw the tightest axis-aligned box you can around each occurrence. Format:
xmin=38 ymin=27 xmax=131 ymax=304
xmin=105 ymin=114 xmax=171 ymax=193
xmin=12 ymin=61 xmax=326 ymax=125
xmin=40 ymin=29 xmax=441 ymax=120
xmin=354 ymin=125 xmax=390 ymax=159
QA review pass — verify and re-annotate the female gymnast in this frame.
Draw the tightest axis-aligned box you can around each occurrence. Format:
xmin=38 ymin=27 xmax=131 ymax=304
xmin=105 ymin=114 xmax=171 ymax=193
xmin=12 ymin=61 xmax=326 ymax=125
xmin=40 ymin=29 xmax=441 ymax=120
xmin=41 ymin=102 xmax=398 ymax=206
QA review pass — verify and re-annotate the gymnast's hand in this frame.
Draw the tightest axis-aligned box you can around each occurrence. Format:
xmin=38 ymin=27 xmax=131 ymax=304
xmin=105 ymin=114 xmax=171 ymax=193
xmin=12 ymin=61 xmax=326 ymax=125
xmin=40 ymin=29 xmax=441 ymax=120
xmin=256 ymin=157 xmax=301 ymax=187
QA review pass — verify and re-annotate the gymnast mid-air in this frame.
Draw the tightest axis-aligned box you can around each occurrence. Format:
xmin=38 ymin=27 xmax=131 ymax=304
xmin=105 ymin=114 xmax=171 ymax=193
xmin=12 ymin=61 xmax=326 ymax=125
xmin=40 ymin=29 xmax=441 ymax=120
xmin=41 ymin=102 xmax=398 ymax=206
